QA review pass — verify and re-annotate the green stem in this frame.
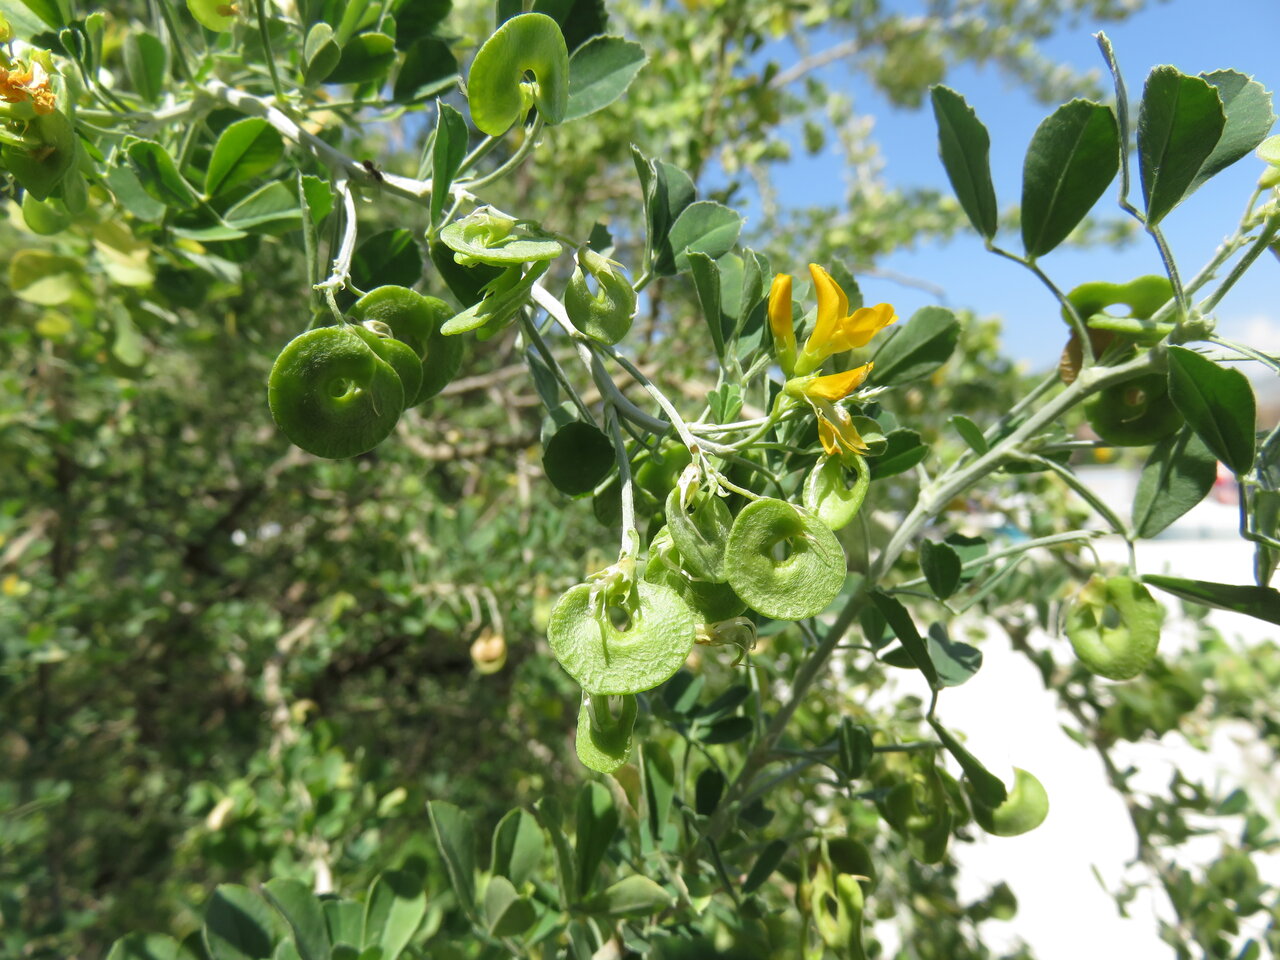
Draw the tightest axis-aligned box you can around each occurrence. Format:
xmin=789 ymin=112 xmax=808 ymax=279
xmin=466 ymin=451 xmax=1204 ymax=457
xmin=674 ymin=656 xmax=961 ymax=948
xmin=1195 ymin=209 xmax=1280 ymax=317
xmin=454 ymin=133 xmax=502 ymax=182
xmin=891 ymin=530 xmax=1105 ymax=590
xmin=255 ymin=0 xmax=286 ymax=102
xmin=605 ymin=404 xmax=639 ymax=558
xmin=155 ymin=0 xmax=195 ymax=84
xmin=529 ymin=283 xmax=737 ymax=456
xmin=1023 ymin=454 xmax=1131 ymax=540
xmin=518 ymin=314 xmax=595 ymax=424
xmin=462 ymin=117 xmax=544 ymax=191
xmin=989 ymin=245 xmax=1093 ymax=364
xmin=1146 ymin=222 xmax=1187 ymax=320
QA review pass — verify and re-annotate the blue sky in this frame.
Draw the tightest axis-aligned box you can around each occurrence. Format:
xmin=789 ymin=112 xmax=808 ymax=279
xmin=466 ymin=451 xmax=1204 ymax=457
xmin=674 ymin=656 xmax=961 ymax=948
xmin=762 ymin=0 xmax=1279 ymax=369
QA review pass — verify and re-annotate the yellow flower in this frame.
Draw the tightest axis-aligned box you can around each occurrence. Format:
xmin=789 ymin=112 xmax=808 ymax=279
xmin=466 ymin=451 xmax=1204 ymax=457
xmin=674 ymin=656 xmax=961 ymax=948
xmin=768 ymin=272 xmax=797 ymax=375
xmin=769 ymin=264 xmax=897 ymax=456
xmin=796 ymin=263 xmax=896 ymax=375
xmin=0 ymin=59 xmax=56 ymax=114
xmin=786 ymin=362 xmax=875 ymax=455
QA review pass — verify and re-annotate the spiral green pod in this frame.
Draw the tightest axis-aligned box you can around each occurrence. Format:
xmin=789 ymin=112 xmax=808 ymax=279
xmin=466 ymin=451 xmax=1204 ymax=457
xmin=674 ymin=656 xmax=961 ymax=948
xmin=1065 ymin=574 xmax=1164 ymax=680
xmin=968 ymin=768 xmax=1050 ymax=837
xmin=186 ymin=0 xmax=237 ymax=31
xmin=644 ymin=528 xmax=746 ymax=623
xmin=565 ymin=248 xmax=638 ymax=344
xmin=268 ymin=325 xmax=404 ymax=459
xmin=724 ymin=498 xmax=846 ymax=621
xmin=803 ymin=455 xmax=870 ymax=531
xmin=350 ymin=286 xmax=463 ymax=404
xmin=664 ymin=486 xmax=733 ymax=584
xmin=547 ymin=579 xmax=695 ymax=695
xmin=575 ymin=694 xmax=639 ymax=774
xmin=351 ymin=324 xmax=423 ymax=407
xmin=1083 ymin=373 xmax=1182 ymax=446
xmin=467 ymin=13 xmax=570 ymax=136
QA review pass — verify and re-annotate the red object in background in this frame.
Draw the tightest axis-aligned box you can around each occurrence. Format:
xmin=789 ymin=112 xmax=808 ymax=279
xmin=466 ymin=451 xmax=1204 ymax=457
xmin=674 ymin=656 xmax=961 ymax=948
xmin=1212 ymin=460 xmax=1239 ymax=505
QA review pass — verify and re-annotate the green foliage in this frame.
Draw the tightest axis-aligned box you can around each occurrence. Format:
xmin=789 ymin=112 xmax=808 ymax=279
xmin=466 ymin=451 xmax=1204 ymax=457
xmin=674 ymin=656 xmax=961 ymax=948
xmin=1 ymin=2 xmax=1278 ymax=959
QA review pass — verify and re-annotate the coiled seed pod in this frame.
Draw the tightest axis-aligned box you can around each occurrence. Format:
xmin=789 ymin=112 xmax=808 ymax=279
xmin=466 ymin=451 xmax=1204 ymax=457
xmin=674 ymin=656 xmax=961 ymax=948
xmin=267 ymin=325 xmax=404 ymax=459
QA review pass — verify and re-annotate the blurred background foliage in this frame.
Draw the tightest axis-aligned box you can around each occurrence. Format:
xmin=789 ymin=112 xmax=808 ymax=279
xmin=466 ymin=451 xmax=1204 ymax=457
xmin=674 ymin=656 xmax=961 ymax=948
xmin=3 ymin=0 xmax=1278 ymax=957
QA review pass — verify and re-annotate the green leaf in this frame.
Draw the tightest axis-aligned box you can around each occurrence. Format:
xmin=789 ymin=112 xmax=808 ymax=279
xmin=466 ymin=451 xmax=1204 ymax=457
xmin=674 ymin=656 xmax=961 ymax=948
xmin=430 ymin=103 xmax=468 ymax=224
xmin=919 ymin=539 xmax=961 ymax=600
xmin=392 ymin=0 xmax=451 ymax=49
xmin=1191 ymin=71 xmax=1276 ymax=192
xmin=206 ymin=119 xmax=285 ymax=197
xmin=581 ymin=875 xmax=673 ymax=918
xmin=302 ymin=23 xmax=341 ymax=86
xmin=742 ymin=840 xmax=788 ymax=895
xmin=351 ymin=229 xmax=423 ymax=293
xmin=631 ymin=148 xmax=696 ymax=276
xmin=262 ymin=880 xmax=329 ymax=960
xmin=300 ymin=174 xmax=334 ymax=223
xmin=127 ymin=139 xmax=199 ymax=210
xmin=223 ymin=181 xmax=301 ymax=234
xmin=334 ymin=0 xmax=376 ymax=44
xmin=923 ymin=623 xmax=982 ymax=688
xmin=1020 ymin=100 xmax=1119 ymax=258
xmin=1138 ymin=66 xmax=1225 ymax=224
xmin=734 ymin=246 xmax=771 ymax=340
xmin=18 ymin=0 xmax=67 ymax=29
xmin=203 ymin=885 xmax=283 ymax=960
xmin=393 ymin=37 xmax=458 ymax=103
xmin=870 ymin=306 xmax=960 ymax=385
xmin=1259 ymin=133 xmax=1280 ymax=165
xmin=701 ymin=715 xmax=753 ymax=744
xmin=10 ymin=250 xmax=80 ymax=305
xmin=1143 ymin=575 xmax=1280 ymax=625
xmin=694 ymin=768 xmax=725 ymax=815
xmin=1166 ymin=346 xmax=1256 ymax=475
xmin=880 ymin=624 xmax=981 ymax=688
xmin=427 ymin=801 xmax=478 ymax=920
xmin=870 ymin=591 xmax=937 ymax=689
xmin=321 ymin=900 xmax=363 ymax=949
xmin=4 ymin=110 xmax=76 ymax=201
xmin=123 ymin=33 xmax=167 ymax=104
xmin=574 ymin=781 xmax=618 ymax=898
xmin=491 ymin=808 xmax=545 ymax=889
xmin=1131 ymin=428 xmax=1217 ymax=538
xmin=666 ymin=201 xmax=743 ymax=274
xmin=328 ymin=33 xmax=397 ymax=85
xmin=641 ymin=741 xmax=675 ymax=849
xmin=687 ymin=252 xmax=724 ymax=358
xmin=107 ymin=161 xmax=167 ymax=221
xmin=564 ymin=35 xmax=646 ymax=121
xmin=949 ymin=414 xmax=987 ymax=454
xmin=482 ymin=876 xmax=536 ymax=937
xmin=362 ymin=871 xmax=426 ymax=960
xmin=107 ymin=934 xmax=193 ymax=960
xmin=930 ymin=85 xmax=998 ymax=239
xmin=542 ymin=420 xmax=614 ymax=497
xmin=867 ymin=429 xmax=927 ymax=480
xmin=928 ymin=718 xmax=1007 ymax=807
xmin=533 ymin=796 xmax=577 ymax=909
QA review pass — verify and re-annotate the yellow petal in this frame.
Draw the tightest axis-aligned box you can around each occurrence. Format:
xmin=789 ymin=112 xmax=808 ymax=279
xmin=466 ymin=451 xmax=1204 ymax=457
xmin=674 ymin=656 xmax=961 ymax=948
xmin=768 ymin=273 xmax=794 ymax=343
xmin=802 ymin=362 xmax=873 ymax=402
xmin=828 ymin=303 xmax=898 ymax=352
xmin=806 ymin=263 xmax=848 ymax=352
xmin=812 ymin=398 xmax=869 ymax=455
